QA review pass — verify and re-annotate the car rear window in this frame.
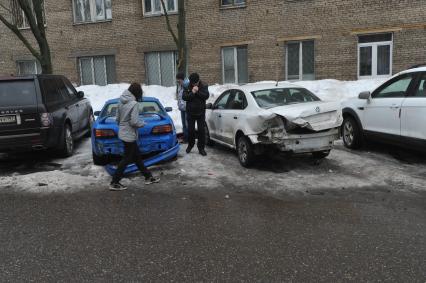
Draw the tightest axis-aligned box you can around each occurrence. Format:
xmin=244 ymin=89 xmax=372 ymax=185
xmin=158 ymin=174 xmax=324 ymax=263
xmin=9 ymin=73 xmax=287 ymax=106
xmin=102 ymin=101 xmax=164 ymax=117
xmin=251 ymin=88 xmax=320 ymax=109
xmin=0 ymin=80 xmax=37 ymax=107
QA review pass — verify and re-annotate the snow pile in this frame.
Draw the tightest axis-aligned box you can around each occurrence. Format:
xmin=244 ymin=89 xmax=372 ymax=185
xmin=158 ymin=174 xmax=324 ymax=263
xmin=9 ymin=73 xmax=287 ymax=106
xmin=77 ymin=78 xmax=385 ymax=134
xmin=294 ymin=79 xmax=386 ymax=102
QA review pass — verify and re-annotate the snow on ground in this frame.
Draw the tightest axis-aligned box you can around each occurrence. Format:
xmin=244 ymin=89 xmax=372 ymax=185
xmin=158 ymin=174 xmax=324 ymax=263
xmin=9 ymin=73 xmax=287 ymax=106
xmin=3 ymin=78 xmax=422 ymax=194
xmin=77 ymin=79 xmax=386 ymax=134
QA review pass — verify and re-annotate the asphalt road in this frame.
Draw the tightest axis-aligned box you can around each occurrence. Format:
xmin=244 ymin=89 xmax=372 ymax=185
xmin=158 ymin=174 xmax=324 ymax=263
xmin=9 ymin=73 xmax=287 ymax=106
xmin=0 ymin=185 xmax=425 ymax=282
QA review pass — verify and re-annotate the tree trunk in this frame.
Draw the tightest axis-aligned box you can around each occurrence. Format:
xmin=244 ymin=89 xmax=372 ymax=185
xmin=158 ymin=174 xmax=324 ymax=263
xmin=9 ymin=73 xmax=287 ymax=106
xmin=0 ymin=0 xmax=53 ymax=74
xmin=176 ymin=0 xmax=186 ymax=75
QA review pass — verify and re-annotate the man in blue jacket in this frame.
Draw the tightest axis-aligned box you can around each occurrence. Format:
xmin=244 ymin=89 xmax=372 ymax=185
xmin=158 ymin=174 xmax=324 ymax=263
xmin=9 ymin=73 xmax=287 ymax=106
xmin=110 ymin=83 xmax=160 ymax=191
xmin=182 ymin=73 xmax=210 ymax=156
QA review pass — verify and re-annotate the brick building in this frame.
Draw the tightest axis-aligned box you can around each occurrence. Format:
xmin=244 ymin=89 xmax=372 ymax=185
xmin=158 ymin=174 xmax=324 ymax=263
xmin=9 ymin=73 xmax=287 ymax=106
xmin=0 ymin=0 xmax=425 ymax=87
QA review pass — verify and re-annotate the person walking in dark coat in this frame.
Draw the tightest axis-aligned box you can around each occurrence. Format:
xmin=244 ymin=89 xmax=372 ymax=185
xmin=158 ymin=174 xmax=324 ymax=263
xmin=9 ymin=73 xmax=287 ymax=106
xmin=110 ymin=83 xmax=160 ymax=191
xmin=182 ymin=73 xmax=210 ymax=156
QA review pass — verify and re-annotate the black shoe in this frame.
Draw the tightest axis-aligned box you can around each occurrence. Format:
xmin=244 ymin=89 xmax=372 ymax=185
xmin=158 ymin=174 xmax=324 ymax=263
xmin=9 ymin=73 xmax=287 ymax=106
xmin=145 ymin=176 xmax=160 ymax=185
xmin=199 ymin=149 xmax=207 ymax=156
xmin=109 ymin=182 xmax=127 ymax=191
xmin=186 ymin=146 xmax=193 ymax=154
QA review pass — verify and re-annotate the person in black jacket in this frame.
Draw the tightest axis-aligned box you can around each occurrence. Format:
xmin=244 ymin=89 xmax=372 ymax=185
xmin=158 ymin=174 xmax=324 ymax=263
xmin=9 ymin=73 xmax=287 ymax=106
xmin=182 ymin=73 xmax=210 ymax=156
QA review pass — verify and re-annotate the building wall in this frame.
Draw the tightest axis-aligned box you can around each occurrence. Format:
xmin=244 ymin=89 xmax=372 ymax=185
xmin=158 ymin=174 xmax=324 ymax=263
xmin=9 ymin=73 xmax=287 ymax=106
xmin=0 ymin=0 xmax=425 ymax=85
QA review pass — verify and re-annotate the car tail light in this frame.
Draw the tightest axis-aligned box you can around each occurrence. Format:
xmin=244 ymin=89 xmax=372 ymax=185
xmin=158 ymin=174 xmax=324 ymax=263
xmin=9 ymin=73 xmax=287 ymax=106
xmin=40 ymin=113 xmax=53 ymax=127
xmin=152 ymin=124 xmax=173 ymax=134
xmin=95 ymin=129 xmax=117 ymax=138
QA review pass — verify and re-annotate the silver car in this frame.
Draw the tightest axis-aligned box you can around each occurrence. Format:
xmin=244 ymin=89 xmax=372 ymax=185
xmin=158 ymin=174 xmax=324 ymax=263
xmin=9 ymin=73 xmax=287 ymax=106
xmin=205 ymin=83 xmax=343 ymax=167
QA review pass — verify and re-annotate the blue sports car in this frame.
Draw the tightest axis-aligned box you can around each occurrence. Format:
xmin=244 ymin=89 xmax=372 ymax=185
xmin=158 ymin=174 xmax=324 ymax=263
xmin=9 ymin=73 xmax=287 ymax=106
xmin=91 ymin=97 xmax=180 ymax=173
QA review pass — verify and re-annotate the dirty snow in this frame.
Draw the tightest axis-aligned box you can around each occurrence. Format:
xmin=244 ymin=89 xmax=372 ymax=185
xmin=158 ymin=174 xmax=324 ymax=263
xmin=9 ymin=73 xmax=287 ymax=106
xmin=2 ymin=79 xmax=425 ymax=194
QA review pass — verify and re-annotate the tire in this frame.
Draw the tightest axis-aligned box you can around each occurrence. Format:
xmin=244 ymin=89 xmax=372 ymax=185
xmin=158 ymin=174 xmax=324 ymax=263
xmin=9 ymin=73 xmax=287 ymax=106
xmin=84 ymin=111 xmax=94 ymax=138
xmin=312 ymin=150 xmax=330 ymax=159
xmin=342 ymin=116 xmax=363 ymax=149
xmin=237 ymin=136 xmax=255 ymax=168
xmin=58 ymin=124 xmax=74 ymax=157
xmin=204 ymin=123 xmax=214 ymax=146
xmin=92 ymin=151 xmax=108 ymax=166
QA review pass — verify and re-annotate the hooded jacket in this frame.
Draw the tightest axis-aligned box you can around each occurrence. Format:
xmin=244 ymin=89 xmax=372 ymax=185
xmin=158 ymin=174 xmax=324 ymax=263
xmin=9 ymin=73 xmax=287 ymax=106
xmin=116 ymin=89 xmax=145 ymax=142
xmin=182 ymin=81 xmax=209 ymax=116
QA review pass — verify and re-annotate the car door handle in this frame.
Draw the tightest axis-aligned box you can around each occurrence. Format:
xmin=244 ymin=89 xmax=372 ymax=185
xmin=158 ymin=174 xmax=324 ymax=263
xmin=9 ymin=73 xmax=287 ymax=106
xmin=218 ymin=114 xmax=222 ymax=118
xmin=390 ymin=104 xmax=400 ymax=109
xmin=233 ymin=116 xmax=238 ymax=120
xmin=76 ymin=104 xmax=80 ymax=107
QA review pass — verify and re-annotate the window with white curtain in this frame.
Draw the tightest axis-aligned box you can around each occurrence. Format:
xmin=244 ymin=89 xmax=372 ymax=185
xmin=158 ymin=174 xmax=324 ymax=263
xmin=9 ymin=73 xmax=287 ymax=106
xmin=17 ymin=60 xmax=41 ymax=75
xmin=286 ymin=40 xmax=315 ymax=81
xmin=358 ymin=33 xmax=393 ymax=79
xmin=79 ymin=56 xmax=116 ymax=86
xmin=143 ymin=0 xmax=177 ymax=16
xmin=145 ymin=51 xmax=177 ymax=86
xmin=222 ymin=46 xmax=248 ymax=84
xmin=73 ymin=0 xmax=112 ymax=24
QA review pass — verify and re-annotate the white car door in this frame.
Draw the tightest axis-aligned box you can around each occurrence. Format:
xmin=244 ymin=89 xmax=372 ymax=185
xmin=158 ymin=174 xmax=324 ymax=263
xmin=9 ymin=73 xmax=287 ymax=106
xmin=401 ymin=72 xmax=426 ymax=141
xmin=220 ymin=90 xmax=248 ymax=146
xmin=210 ymin=91 xmax=231 ymax=141
xmin=362 ymin=74 xmax=415 ymax=137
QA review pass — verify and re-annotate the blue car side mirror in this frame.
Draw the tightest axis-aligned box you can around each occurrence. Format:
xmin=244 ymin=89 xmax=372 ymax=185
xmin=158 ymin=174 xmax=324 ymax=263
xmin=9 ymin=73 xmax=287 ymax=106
xmin=165 ymin=107 xmax=173 ymax=112
xmin=94 ymin=111 xmax=101 ymax=116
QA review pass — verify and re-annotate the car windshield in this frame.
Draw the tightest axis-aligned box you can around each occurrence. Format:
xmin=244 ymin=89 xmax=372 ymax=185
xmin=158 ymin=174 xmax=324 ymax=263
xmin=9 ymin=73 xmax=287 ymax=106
xmin=101 ymin=101 xmax=164 ymax=117
xmin=251 ymin=88 xmax=320 ymax=109
xmin=0 ymin=80 xmax=37 ymax=107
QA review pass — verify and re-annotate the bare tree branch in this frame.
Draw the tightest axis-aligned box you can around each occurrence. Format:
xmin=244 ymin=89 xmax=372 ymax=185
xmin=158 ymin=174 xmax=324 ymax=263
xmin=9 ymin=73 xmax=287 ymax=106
xmin=0 ymin=2 xmax=12 ymax=14
xmin=0 ymin=12 xmax=41 ymax=61
xmin=160 ymin=0 xmax=178 ymax=46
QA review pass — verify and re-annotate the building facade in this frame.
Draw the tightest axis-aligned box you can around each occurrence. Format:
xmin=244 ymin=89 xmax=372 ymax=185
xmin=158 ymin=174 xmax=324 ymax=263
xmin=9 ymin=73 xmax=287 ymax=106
xmin=0 ymin=0 xmax=425 ymax=86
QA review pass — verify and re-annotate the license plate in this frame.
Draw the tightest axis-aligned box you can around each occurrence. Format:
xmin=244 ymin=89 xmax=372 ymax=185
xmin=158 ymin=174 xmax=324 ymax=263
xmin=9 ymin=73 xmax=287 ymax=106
xmin=0 ymin=115 xmax=16 ymax=124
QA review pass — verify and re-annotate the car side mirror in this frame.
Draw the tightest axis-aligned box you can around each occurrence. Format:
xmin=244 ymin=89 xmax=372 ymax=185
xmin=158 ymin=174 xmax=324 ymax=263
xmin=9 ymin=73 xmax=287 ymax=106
xmin=77 ymin=91 xmax=84 ymax=98
xmin=206 ymin=103 xmax=213 ymax=109
xmin=358 ymin=91 xmax=371 ymax=100
xmin=94 ymin=111 xmax=101 ymax=116
xmin=165 ymin=107 xmax=173 ymax=112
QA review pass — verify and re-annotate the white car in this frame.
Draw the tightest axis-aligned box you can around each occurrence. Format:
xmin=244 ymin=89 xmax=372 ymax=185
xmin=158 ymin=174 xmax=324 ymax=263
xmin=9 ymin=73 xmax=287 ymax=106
xmin=341 ymin=66 xmax=426 ymax=150
xmin=205 ymin=83 xmax=343 ymax=167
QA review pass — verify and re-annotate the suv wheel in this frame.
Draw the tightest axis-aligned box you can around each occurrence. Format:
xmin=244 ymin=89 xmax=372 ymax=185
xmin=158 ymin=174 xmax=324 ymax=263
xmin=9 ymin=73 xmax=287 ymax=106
xmin=342 ymin=116 xmax=362 ymax=149
xmin=237 ymin=136 xmax=255 ymax=167
xmin=85 ymin=111 xmax=94 ymax=138
xmin=59 ymin=124 xmax=73 ymax=157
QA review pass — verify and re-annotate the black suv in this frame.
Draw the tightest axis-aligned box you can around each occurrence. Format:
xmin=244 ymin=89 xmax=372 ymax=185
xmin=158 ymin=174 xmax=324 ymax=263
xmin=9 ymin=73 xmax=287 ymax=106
xmin=0 ymin=75 xmax=93 ymax=157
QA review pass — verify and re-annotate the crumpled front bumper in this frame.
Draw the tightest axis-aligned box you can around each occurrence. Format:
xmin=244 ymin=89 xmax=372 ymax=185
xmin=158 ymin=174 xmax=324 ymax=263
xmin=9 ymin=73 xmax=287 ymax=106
xmin=105 ymin=143 xmax=180 ymax=176
xmin=249 ymin=128 xmax=340 ymax=154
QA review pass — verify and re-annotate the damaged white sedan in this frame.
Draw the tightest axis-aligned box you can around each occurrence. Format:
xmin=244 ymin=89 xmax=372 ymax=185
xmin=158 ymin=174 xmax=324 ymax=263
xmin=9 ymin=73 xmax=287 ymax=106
xmin=205 ymin=83 xmax=343 ymax=167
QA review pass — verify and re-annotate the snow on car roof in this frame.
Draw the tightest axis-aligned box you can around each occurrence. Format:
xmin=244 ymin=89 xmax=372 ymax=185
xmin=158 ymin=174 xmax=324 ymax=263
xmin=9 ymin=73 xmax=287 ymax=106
xmin=105 ymin=96 xmax=160 ymax=104
xmin=238 ymin=82 xmax=305 ymax=93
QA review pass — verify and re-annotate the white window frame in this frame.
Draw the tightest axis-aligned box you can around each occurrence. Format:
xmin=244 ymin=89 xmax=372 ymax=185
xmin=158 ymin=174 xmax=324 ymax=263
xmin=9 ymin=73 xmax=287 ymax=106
xmin=358 ymin=39 xmax=393 ymax=79
xmin=285 ymin=40 xmax=315 ymax=81
xmin=142 ymin=0 xmax=178 ymax=17
xmin=79 ymin=56 xmax=109 ymax=85
xmin=17 ymin=60 xmax=41 ymax=75
xmin=221 ymin=46 xmax=247 ymax=85
xmin=72 ymin=0 xmax=112 ymax=24
xmin=145 ymin=51 xmax=177 ymax=86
